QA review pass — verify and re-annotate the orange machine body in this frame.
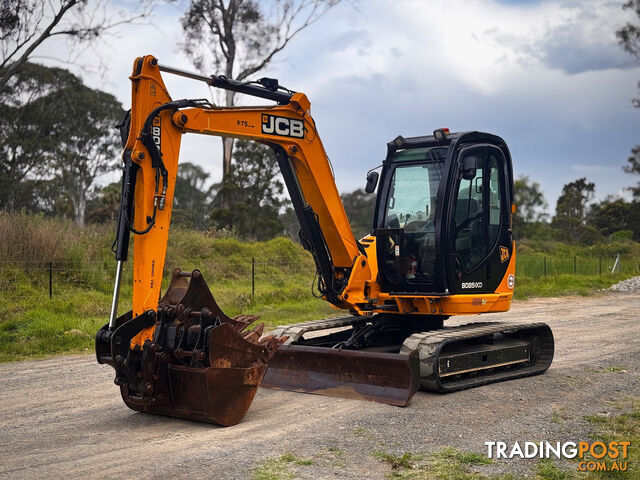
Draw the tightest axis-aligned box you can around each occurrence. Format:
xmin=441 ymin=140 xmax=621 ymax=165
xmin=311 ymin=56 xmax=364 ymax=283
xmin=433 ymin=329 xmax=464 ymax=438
xmin=124 ymin=56 xmax=515 ymax=347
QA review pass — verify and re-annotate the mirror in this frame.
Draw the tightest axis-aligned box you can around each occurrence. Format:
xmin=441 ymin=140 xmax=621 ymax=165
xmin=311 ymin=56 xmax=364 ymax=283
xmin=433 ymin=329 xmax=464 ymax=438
xmin=462 ymin=156 xmax=477 ymax=180
xmin=365 ymin=171 xmax=379 ymax=193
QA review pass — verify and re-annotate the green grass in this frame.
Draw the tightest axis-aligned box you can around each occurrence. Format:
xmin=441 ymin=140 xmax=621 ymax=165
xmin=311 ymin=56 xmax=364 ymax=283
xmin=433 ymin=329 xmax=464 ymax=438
xmin=534 ymin=459 xmax=574 ymax=480
xmin=251 ymin=453 xmax=315 ymax=480
xmin=373 ymin=451 xmax=424 ymax=470
xmin=513 ymin=273 xmax=633 ymax=300
xmin=581 ymin=399 xmax=639 ymax=479
xmin=426 ymin=447 xmax=493 ymax=479
xmin=372 ymin=447 xmax=495 ymax=480
xmin=0 ymin=269 xmax=338 ymax=363
xmin=0 ymin=285 xmax=113 ymax=362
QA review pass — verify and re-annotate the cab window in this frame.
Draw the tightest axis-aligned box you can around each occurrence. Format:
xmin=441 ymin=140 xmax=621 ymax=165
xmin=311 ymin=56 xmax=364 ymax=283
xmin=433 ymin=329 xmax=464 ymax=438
xmin=452 ymin=152 xmax=503 ymax=271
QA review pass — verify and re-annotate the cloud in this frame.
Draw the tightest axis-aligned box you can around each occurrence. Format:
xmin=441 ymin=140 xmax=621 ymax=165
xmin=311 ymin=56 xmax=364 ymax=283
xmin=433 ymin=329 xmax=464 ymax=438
xmin=571 ymin=164 xmax=620 ymax=174
xmin=482 ymin=1 xmax=637 ymax=75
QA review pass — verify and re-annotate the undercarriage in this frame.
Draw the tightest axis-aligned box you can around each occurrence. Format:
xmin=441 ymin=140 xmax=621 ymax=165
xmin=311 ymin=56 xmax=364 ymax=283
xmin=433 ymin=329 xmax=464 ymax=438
xmin=262 ymin=315 xmax=554 ymax=402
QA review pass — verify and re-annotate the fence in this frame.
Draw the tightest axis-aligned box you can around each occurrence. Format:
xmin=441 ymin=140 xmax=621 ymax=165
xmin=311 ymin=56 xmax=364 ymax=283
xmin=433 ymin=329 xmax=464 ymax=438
xmin=0 ymin=257 xmax=318 ymax=302
xmin=1 ymin=254 xmax=638 ymax=302
xmin=515 ymin=254 xmax=640 ymax=277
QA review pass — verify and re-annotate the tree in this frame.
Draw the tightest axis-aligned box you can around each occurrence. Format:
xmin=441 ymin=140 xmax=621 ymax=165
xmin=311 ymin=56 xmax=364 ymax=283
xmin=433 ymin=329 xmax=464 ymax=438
xmin=617 ymin=0 xmax=640 ymax=107
xmin=173 ymin=162 xmax=213 ymax=230
xmin=0 ymin=62 xmax=123 ymax=225
xmin=617 ymin=2 xmax=640 ymax=197
xmin=0 ymin=62 xmax=77 ymax=211
xmin=511 ymin=175 xmax=549 ymax=239
xmin=341 ymin=188 xmax=375 ymax=239
xmin=555 ymin=178 xmax=594 ymax=221
xmin=0 ymin=0 xmax=154 ymax=90
xmin=211 ymin=139 xmax=285 ymax=240
xmin=552 ymin=178 xmax=599 ymax=242
xmin=623 ymin=145 xmax=640 ymax=199
xmin=42 ymin=70 xmax=123 ymax=226
xmin=86 ymin=181 xmax=121 ymax=224
xmin=180 ymin=0 xmax=340 ymax=191
xmin=587 ymin=196 xmax=639 ymax=239
xmin=513 ymin=175 xmax=548 ymax=223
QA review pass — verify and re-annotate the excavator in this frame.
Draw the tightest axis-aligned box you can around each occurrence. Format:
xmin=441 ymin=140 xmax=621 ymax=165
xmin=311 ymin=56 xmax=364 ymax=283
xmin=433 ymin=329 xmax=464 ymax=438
xmin=96 ymin=55 xmax=554 ymax=426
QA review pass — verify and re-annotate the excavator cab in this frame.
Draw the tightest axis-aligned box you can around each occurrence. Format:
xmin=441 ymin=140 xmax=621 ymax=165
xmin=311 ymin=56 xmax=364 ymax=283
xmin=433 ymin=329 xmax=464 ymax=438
xmin=374 ymin=132 xmax=514 ymax=297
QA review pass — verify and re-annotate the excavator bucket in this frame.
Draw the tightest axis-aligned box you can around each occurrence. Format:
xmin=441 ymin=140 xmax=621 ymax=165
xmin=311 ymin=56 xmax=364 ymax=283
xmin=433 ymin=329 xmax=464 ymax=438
xmin=96 ymin=269 xmax=286 ymax=426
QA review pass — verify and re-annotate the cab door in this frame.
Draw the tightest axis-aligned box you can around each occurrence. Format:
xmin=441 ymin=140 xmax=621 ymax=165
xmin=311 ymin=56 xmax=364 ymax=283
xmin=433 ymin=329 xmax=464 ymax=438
xmin=446 ymin=144 xmax=511 ymax=294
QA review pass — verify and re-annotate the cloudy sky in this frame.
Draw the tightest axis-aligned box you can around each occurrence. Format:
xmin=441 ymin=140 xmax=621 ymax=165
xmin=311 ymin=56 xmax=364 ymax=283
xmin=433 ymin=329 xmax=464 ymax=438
xmin=38 ymin=0 xmax=640 ymax=213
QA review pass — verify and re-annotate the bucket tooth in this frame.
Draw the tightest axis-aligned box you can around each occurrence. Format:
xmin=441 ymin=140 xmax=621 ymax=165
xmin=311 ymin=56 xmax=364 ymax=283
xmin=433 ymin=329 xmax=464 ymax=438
xmin=208 ymin=323 xmax=286 ymax=368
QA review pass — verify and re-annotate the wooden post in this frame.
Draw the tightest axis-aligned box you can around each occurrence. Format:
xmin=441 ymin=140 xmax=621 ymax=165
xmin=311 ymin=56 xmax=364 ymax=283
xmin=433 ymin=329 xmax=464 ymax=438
xmin=599 ymin=257 xmax=602 ymax=275
xmin=49 ymin=262 xmax=52 ymax=299
xmin=251 ymin=257 xmax=255 ymax=299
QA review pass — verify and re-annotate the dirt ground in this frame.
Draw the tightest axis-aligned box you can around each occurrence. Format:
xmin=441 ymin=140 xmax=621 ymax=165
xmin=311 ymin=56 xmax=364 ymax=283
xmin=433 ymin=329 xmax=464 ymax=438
xmin=1 ymin=293 xmax=639 ymax=479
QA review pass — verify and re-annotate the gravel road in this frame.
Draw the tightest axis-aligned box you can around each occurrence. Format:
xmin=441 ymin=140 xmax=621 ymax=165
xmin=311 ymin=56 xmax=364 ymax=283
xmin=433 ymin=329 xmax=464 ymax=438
xmin=1 ymin=292 xmax=639 ymax=479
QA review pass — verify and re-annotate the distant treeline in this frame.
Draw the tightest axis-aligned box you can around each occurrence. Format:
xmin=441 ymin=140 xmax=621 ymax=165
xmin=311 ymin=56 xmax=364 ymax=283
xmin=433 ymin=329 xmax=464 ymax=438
xmin=1 ymin=64 xmax=639 ymax=244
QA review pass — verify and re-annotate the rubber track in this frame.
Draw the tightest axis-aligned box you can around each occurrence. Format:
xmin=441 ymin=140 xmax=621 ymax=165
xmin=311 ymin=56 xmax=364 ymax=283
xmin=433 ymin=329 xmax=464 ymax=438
xmin=401 ymin=321 xmax=554 ymax=392
xmin=270 ymin=316 xmax=360 ymax=344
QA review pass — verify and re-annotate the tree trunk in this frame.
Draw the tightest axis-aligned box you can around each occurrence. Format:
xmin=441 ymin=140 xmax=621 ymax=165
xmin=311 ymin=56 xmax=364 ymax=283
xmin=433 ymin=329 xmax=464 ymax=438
xmin=222 ymin=137 xmax=234 ymax=178
xmin=221 ymin=89 xmax=236 ymax=209
xmin=73 ymin=182 xmax=86 ymax=228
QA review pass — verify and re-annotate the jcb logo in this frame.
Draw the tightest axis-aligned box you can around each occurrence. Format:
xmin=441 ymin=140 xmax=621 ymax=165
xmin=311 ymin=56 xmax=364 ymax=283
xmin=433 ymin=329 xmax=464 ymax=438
xmin=500 ymin=246 xmax=510 ymax=263
xmin=152 ymin=116 xmax=161 ymax=151
xmin=261 ymin=114 xmax=304 ymax=138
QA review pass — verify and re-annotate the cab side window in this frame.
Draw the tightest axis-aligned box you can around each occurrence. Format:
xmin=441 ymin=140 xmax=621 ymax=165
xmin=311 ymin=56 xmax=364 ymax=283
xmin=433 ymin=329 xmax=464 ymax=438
xmin=452 ymin=152 xmax=503 ymax=271
xmin=488 ymin=154 xmax=502 ymax=251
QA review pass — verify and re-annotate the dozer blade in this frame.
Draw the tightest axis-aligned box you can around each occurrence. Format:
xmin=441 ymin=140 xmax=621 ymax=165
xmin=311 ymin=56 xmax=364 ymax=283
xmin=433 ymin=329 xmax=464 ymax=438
xmin=96 ymin=268 xmax=286 ymax=426
xmin=261 ymin=345 xmax=420 ymax=407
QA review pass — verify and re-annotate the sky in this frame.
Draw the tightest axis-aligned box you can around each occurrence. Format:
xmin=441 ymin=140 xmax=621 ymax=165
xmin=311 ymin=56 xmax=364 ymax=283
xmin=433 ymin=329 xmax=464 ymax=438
xmin=36 ymin=0 xmax=640 ymax=214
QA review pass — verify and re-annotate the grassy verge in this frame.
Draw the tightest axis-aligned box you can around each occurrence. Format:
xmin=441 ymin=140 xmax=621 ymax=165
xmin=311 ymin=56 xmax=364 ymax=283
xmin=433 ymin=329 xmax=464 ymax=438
xmin=0 ymin=215 xmax=338 ymax=363
xmin=0 ymin=268 xmax=633 ymax=363
xmin=0 ymin=279 xmax=337 ymax=363
xmin=513 ymin=273 xmax=634 ymax=300
xmin=0 ymin=213 xmax=637 ymax=362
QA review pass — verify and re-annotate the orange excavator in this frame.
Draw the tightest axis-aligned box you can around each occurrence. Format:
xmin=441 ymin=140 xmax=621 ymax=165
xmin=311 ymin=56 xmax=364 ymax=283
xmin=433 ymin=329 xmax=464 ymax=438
xmin=96 ymin=55 xmax=554 ymax=426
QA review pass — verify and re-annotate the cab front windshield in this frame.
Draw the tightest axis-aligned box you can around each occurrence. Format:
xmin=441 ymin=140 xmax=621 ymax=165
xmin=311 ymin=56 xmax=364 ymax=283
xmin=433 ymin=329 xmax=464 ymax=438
xmin=381 ymin=146 xmax=447 ymax=284
xmin=383 ymin=147 xmax=446 ymax=231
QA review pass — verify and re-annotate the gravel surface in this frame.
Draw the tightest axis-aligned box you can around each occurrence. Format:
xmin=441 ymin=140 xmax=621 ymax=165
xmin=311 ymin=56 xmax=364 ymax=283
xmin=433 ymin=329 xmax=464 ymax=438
xmin=1 ymin=293 xmax=639 ymax=479
xmin=609 ymin=275 xmax=640 ymax=293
